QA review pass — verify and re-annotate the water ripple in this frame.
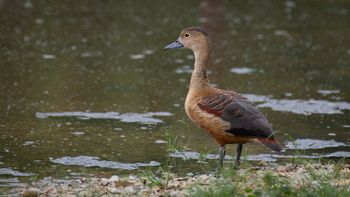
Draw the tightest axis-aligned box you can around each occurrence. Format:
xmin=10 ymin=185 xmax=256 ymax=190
xmin=0 ymin=168 xmax=33 ymax=177
xmin=169 ymin=151 xmax=350 ymax=163
xmin=35 ymin=111 xmax=172 ymax=125
xmin=243 ymin=94 xmax=350 ymax=115
xmin=230 ymin=67 xmax=257 ymax=74
xmin=50 ymin=156 xmax=160 ymax=170
xmin=285 ymin=139 xmax=348 ymax=150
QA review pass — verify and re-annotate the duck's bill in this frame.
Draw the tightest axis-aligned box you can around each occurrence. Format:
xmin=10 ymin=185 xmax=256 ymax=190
xmin=164 ymin=40 xmax=183 ymax=50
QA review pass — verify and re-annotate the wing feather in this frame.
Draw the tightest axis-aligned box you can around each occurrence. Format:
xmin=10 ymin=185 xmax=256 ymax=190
xmin=198 ymin=93 xmax=273 ymax=138
xmin=197 ymin=92 xmax=282 ymax=152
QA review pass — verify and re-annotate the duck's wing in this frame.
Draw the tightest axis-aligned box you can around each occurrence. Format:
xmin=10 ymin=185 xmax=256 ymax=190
xmin=198 ymin=92 xmax=282 ymax=152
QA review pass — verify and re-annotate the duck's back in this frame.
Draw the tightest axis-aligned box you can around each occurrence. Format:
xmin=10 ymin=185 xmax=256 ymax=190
xmin=185 ymin=87 xmax=249 ymax=145
xmin=184 ymin=86 xmax=280 ymax=150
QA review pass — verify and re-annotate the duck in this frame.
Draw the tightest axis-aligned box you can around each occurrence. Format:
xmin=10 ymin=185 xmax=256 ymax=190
xmin=164 ymin=27 xmax=282 ymax=167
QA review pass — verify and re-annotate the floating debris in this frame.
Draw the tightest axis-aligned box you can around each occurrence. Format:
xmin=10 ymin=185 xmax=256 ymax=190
xmin=0 ymin=178 xmax=19 ymax=183
xmin=35 ymin=18 xmax=44 ymax=25
xmin=129 ymin=54 xmax=145 ymax=60
xmin=274 ymin=30 xmax=292 ymax=39
xmin=22 ymin=141 xmax=35 ymax=146
xmin=243 ymin=94 xmax=271 ymax=103
xmin=155 ymin=140 xmax=167 ymax=144
xmin=35 ymin=111 xmax=172 ymax=125
xmin=169 ymin=151 xmax=230 ymax=161
xmin=254 ymin=151 xmax=350 ymax=160
xmin=168 ymin=151 xmax=275 ymax=162
xmin=169 ymin=150 xmax=350 ymax=163
xmin=41 ymin=54 xmax=55 ymax=59
xmin=258 ymin=99 xmax=350 ymax=115
xmin=243 ymin=94 xmax=350 ymax=115
xmin=23 ymin=0 xmax=32 ymax=9
xmin=174 ymin=58 xmax=184 ymax=63
xmin=129 ymin=49 xmax=154 ymax=60
xmin=230 ymin=67 xmax=257 ymax=74
xmin=81 ymin=51 xmax=102 ymax=58
xmin=71 ymin=131 xmax=85 ymax=136
xmin=284 ymin=92 xmax=293 ymax=97
xmin=175 ymin=65 xmax=212 ymax=74
xmin=285 ymin=139 xmax=348 ymax=150
xmin=186 ymin=55 xmax=194 ymax=60
xmin=325 ymin=151 xmax=350 ymax=158
xmin=318 ymin=89 xmax=340 ymax=95
xmin=50 ymin=156 xmax=160 ymax=171
xmin=175 ymin=65 xmax=193 ymax=74
xmin=0 ymin=168 xmax=33 ymax=177
xmin=143 ymin=49 xmax=154 ymax=55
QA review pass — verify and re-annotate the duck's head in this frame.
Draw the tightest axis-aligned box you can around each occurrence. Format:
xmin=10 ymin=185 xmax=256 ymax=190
xmin=164 ymin=27 xmax=209 ymax=51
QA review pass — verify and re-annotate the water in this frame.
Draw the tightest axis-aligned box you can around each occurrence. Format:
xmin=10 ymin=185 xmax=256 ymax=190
xmin=1 ymin=0 xmax=350 ymax=189
xmin=243 ymin=94 xmax=350 ymax=115
xmin=35 ymin=111 xmax=173 ymax=124
xmin=50 ymin=156 xmax=160 ymax=171
xmin=230 ymin=67 xmax=257 ymax=74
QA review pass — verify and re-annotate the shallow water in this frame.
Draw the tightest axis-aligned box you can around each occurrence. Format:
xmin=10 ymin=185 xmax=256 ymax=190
xmin=230 ymin=67 xmax=257 ymax=74
xmin=1 ymin=0 xmax=350 ymax=189
xmin=50 ymin=156 xmax=160 ymax=171
xmin=35 ymin=111 xmax=173 ymax=124
xmin=169 ymin=150 xmax=350 ymax=163
xmin=244 ymin=94 xmax=350 ymax=115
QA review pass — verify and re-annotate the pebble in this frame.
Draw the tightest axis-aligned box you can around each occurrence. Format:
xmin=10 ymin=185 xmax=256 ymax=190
xmin=123 ymin=186 xmax=135 ymax=194
xmin=22 ymin=190 xmax=38 ymax=197
xmin=276 ymin=164 xmax=296 ymax=172
xmin=6 ymin=163 xmax=349 ymax=196
xmin=258 ymin=160 xmax=268 ymax=167
xmin=108 ymin=187 xmax=118 ymax=193
xmin=115 ymin=180 xmax=133 ymax=187
xmin=78 ymin=191 xmax=93 ymax=196
xmin=109 ymin=175 xmax=120 ymax=182
xmin=100 ymin=178 xmax=110 ymax=186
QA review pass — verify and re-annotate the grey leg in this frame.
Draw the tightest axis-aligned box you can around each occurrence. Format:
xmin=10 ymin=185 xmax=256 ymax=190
xmin=219 ymin=146 xmax=226 ymax=168
xmin=235 ymin=144 xmax=243 ymax=167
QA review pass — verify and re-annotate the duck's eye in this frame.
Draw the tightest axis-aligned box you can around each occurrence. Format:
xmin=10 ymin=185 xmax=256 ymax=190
xmin=184 ymin=33 xmax=190 ymax=38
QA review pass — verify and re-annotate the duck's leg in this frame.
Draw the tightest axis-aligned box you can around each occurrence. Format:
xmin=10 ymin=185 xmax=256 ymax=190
xmin=235 ymin=144 xmax=243 ymax=167
xmin=219 ymin=146 xmax=226 ymax=168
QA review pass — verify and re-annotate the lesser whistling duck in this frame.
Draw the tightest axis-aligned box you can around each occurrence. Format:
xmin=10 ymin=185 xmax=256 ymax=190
xmin=164 ymin=27 xmax=282 ymax=167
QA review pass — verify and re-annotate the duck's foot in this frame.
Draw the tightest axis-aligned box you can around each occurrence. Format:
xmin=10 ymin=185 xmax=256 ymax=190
xmin=234 ymin=160 xmax=241 ymax=169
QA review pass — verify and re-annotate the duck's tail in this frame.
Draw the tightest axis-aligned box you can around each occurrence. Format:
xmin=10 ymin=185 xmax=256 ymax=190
xmin=257 ymin=137 xmax=282 ymax=153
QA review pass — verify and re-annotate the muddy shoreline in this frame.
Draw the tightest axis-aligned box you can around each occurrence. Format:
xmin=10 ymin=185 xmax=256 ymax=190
xmin=3 ymin=162 xmax=349 ymax=197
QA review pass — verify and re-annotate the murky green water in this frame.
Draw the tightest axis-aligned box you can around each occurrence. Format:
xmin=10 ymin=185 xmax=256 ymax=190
xmin=1 ymin=0 xmax=350 ymax=188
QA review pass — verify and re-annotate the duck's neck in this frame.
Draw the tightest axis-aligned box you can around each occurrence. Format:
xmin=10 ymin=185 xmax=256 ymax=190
xmin=190 ymin=48 xmax=210 ymax=90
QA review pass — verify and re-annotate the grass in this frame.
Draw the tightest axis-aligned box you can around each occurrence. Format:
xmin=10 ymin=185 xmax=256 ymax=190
xmin=139 ymin=168 xmax=170 ymax=188
xmin=165 ymin=130 xmax=181 ymax=152
xmin=189 ymin=159 xmax=350 ymax=197
xmin=143 ymin=131 xmax=350 ymax=197
xmin=191 ymin=179 xmax=239 ymax=197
